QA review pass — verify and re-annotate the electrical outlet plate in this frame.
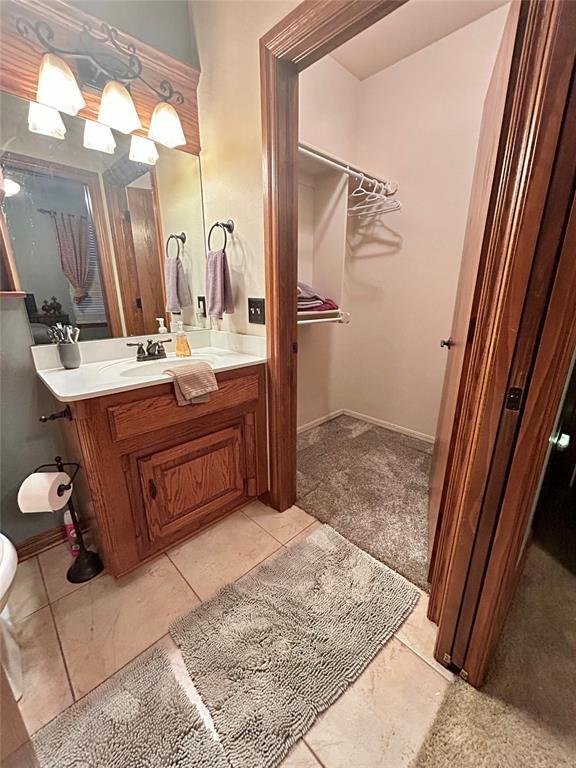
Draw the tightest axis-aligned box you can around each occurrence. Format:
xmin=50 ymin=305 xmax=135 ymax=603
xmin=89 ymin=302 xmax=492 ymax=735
xmin=248 ymin=297 xmax=266 ymax=325
xmin=197 ymin=295 xmax=206 ymax=318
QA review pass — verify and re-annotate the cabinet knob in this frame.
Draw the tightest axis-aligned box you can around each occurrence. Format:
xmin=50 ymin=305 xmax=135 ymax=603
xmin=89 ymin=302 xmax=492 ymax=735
xmin=440 ymin=338 xmax=454 ymax=350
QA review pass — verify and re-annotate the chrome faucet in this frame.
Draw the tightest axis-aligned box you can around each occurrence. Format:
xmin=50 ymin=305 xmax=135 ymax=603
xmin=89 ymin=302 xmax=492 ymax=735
xmin=126 ymin=338 xmax=172 ymax=361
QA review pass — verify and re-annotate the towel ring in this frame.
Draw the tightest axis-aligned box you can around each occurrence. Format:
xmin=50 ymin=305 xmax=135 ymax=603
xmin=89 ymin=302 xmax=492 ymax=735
xmin=207 ymin=220 xmax=235 ymax=252
xmin=166 ymin=232 xmax=186 ymax=258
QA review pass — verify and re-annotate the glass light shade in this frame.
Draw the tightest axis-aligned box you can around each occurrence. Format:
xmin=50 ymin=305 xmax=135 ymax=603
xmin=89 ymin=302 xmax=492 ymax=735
xmin=36 ymin=53 xmax=85 ymax=116
xmin=98 ymin=81 xmax=141 ymax=134
xmin=83 ymin=121 xmax=116 ymax=154
xmin=148 ymin=102 xmax=186 ymax=148
xmin=0 ymin=178 xmax=21 ymax=198
xmin=129 ymin=135 xmax=159 ymax=165
xmin=28 ymin=102 xmax=66 ymax=139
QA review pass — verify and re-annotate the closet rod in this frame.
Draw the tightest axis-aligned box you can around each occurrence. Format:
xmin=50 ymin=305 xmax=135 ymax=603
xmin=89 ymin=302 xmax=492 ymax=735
xmin=298 ymin=143 xmax=387 ymax=188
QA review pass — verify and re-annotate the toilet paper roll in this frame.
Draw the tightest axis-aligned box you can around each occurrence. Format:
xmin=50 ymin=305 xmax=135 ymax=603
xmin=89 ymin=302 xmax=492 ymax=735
xmin=17 ymin=472 xmax=72 ymax=514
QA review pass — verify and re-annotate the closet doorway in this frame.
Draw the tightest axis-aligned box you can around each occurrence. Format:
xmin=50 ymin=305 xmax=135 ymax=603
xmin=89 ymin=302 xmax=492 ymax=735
xmin=261 ymin=0 xmax=575 ymax=683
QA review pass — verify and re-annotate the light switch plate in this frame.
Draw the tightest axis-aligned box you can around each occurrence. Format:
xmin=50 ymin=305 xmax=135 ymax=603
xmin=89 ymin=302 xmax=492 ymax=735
xmin=248 ymin=298 xmax=266 ymax=325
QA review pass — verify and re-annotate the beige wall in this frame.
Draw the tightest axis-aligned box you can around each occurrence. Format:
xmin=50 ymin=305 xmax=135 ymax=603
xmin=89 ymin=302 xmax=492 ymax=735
xmin=190 ymin=0 xmax=297 ymax=336
xmin=296 ymin=6 xmax=508 ymax=437
xmin=299 ymin=55 xmax=359 ymax=160
xmin=189 ymin=2 xmax=507 ymax=435
xmin=154 ymin=147 xmax=205 ymax=326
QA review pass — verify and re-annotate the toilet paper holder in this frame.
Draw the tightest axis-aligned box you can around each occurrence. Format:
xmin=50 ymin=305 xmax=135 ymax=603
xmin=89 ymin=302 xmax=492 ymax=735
xmin=33 ymin=456 xmax=103 ymax=584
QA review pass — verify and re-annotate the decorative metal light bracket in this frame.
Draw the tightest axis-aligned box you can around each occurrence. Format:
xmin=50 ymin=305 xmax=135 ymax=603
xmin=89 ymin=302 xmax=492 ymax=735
xmin=15 ymin=17 xmax=184 ymax=105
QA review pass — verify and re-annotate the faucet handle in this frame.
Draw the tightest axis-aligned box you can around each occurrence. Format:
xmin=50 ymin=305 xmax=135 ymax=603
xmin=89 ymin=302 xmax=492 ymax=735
xmin=126 ymin=341 xmax=146 ymax=360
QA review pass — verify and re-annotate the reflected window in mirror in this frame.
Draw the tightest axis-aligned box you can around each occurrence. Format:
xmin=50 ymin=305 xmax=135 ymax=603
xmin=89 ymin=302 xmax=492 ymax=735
xmin=2 ymin=163 xmax=113 ymax=343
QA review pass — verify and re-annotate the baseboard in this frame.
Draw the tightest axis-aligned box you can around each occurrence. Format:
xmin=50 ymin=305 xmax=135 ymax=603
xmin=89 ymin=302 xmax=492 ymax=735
xmin=341 ymin=409 xmax=435 ymax=444
xmin=16 ymin=525 xmax=69 ymax=561
xmin=297 ymin=408 xmax=435 ymax=443
xmin=16 ymin=520 xmax=90 ymax=561
xmin=297 ymin=410 xmax=344 ymax=434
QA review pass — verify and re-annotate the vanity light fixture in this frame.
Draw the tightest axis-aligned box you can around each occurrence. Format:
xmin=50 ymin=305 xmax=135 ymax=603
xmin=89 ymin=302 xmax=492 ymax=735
xmin=36 ymin=53 xmax=86 ymax=116
xmin=27 ymin=101 xmax=67 ymax=140
xmin=83 ymin=120 xmax=116 ymax=154
xmin=148 ymin=101 xmax=186 ymax=148
xmin=17 ymin=16 xmax=187 ymax=147
xmin=0 ymin=178 xmax=21 ymax=198
xmin=97 ymin=81 xmax=142 ymax=134
xmin=129 ymin=135 xmax=159 ymax=165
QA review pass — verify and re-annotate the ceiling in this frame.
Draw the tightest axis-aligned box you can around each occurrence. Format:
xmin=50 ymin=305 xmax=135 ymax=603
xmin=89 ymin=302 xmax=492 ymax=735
xmin=331 ymin=0 xmax=509 ymax=81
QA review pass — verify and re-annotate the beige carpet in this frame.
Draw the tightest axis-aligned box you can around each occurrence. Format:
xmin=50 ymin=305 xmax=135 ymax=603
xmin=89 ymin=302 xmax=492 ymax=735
xmin=297 ymin=415 xmax=431 ymax=591
xmin=413 ymin=544 xmax=576 ymax=768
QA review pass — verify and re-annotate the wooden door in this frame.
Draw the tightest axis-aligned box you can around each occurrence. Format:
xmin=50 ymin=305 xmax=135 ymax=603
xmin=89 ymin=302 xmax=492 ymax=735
xmin=430 ymin=0 xmax=576 ymax=679
xmin=104 ymin=180 xmax=165 ymax=337
xmin=428 ymin=1 xmax=520 ymax=574
xmin=460 ymin=188 xmax=576 ymax=685
xmin=138 ymin=424 xmax=246 ymax=545
xmin=126 ymin=187 xmax=165 ymax=333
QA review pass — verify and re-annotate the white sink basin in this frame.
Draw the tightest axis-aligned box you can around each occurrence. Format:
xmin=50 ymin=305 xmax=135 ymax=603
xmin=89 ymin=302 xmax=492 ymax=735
xmin=35 ymin=345 xmax=266 ymax=402
xmin=119 ymin=357 xmax=217 ymax=378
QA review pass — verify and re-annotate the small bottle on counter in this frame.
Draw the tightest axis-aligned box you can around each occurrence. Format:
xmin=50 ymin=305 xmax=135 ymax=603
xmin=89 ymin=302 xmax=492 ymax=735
xmin=175 ymin=321 xmax=192 ymax=357
xmin=156 ymin=317 xmax=168 ymax=334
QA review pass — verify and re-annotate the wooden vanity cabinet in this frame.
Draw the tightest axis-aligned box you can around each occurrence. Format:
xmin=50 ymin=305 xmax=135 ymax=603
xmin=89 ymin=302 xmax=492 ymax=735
xmin=62 ymin=364 xmax=267 ymax=576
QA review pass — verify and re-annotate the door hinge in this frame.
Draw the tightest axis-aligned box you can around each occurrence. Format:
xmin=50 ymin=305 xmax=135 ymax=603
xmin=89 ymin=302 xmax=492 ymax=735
xmin=460 ymin=668 xmax=469 ymax=681
xmin=467 ymin=314 xmax=477 ymax=344
xmin=292 ymin=342 xmax=298 ymax=354
xmin=505 ymin=386 xmax=523 ymax=411
xmin=442 ymin=653 xmax=451 ymax=665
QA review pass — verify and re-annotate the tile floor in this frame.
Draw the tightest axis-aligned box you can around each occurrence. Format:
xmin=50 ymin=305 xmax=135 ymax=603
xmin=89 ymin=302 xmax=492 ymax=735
xmin=8 ymin=501 xmax=452 ymax=767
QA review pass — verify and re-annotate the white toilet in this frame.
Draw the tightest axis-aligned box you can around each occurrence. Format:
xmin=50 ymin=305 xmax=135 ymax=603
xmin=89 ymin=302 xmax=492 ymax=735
xmin=0 ymin=533 xmax=23 ymax=700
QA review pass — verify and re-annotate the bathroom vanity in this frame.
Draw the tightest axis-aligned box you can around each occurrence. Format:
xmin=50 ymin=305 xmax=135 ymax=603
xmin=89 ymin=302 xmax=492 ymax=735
xmin=34 ymin=338 xmax=268 ymax=576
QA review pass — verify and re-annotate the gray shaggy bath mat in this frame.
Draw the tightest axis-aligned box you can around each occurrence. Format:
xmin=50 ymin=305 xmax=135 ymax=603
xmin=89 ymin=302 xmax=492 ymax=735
xmin=171 ymin=524 xmax=418 ymax=768
xmin=32 ymin=648 xmax=228 ymax=768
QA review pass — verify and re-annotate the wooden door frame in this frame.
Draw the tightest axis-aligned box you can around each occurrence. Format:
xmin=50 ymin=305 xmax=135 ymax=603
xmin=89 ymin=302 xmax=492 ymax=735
xmin=0 ymin=151 xmax=123 ymax=336
xmin=463 ymin=183 xmax=576 ymax=685
xmin=261 ymin=0 xmax=574 ymax=675
xmin=104 ymin=168 xmax=167 ymax=336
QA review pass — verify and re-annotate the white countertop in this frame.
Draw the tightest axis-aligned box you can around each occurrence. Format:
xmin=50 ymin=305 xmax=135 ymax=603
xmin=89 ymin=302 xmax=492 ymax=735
xmin=36 ymin=345 xmax=266 ymax=402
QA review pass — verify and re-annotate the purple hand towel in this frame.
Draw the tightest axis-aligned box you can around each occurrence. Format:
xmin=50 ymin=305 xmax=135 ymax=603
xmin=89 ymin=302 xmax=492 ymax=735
xmin=165 ymin=253 xmax=193 ymax=313
xmin=206 ymin=249 xmax=234 ymax=319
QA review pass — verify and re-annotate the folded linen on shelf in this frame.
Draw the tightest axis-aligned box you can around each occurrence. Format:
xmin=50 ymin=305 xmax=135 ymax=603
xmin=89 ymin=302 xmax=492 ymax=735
xmin=297 ymin=281 xmax=339 ymax=313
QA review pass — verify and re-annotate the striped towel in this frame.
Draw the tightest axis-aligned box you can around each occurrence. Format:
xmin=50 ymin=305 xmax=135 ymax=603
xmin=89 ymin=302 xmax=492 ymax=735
xmin=164 ymin=362 xmax=218 ymax=406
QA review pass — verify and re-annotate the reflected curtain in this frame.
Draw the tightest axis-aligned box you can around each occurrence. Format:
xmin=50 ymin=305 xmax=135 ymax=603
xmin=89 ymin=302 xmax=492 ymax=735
xmin=46 ymin=211 xmax=90 ymax=303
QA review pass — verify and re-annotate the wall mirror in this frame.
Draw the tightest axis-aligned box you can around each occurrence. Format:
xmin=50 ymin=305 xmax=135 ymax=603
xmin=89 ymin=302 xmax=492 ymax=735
xmin=0 ymin=92 xmax=205 ymax=344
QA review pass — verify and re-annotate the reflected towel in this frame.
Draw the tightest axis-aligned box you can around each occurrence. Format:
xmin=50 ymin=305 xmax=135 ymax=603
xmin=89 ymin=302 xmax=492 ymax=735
xmin=164 ymin=362 xmax=218 ymax=406
xmin=206 ymin=249 xmax=234 ymax=319
xmin=165 ymin=254 xmax=193 ymax=313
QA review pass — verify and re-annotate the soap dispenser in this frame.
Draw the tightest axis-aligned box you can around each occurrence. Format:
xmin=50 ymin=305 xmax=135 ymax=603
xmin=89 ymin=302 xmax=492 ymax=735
xmin=175 ymin=321 xmax=192 ymax=357
xmin=156 ymin=317 xmax=168 ymax=334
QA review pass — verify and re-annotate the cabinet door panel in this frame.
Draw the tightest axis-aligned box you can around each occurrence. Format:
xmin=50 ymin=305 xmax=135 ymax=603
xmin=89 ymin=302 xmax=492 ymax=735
xmin=138 ymin=425 xmax=245 ymax=542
